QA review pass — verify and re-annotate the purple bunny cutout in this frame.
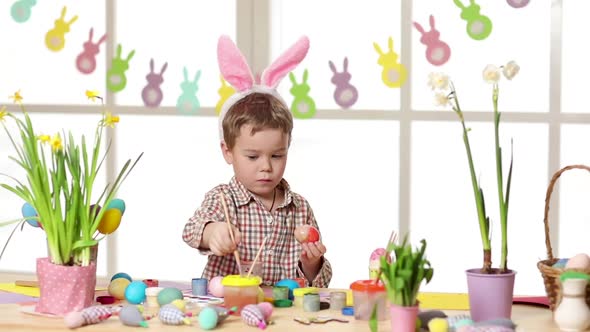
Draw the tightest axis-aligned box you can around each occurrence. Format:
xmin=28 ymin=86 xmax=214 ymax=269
xmin=329 ymin=57 xmax=358 ymax=109
xmin=413 ymin=15 xmax=451 ymax=66
xmin=142 ymin=58 xmax=168 ymax=108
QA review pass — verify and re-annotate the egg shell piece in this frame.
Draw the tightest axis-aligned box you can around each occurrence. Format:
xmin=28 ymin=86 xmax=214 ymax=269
xmin=565 ymin=253 xmax=590 ymax=270
xmin=157 ymin=287 xmax=184 ymax=306
xmin=106 ymin=198 xmax=126 ymax=214
xmin=98 ymin=209 xmax=122 ymax=234
xmin=108 ymin=277 xmax=131 ymax=300
xmin=21 ymin=203 xmax=40 ymax=227
xmin=208 ymin=276 xmax=224 ymax=297
xmin=125 ymin=281 xmax=147 ymax=304
xmin=198 ymin=307 xmax=219 ymax=330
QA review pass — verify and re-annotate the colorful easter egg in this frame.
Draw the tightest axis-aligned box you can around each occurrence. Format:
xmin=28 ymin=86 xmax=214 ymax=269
xmin=294 ymin=225 xmax=320 ymax=243
xmin=119 ymin=305 xmax=148 ymax=327
xmin=209 ymin=276 xmax=224 ymax=297
xmin=241 ymin=304 xmax=267 ymax=329
xmin=566 ymin=253 xmax=590 ymax=270
xmin=125 ymin=281 xmax=147 ymax=304
xmin=157 ymin=287 xmax=183 ymax=306
xmin=108 ymin=277 xmax=131 ymax=300
xmin=98 ymin=209 xmax=122 ymax=234
xmin=21 ymin=202 xmax=40 ymax=227
xmin=111 ymin=272 xmax=132 ymax=282
xmin=158 ymin=304 xmax=190 ymax=325
xmin=106 ymin=198 xmax=126 ymax=214
xmin=198 ymin=307 xmax=218 ymax=330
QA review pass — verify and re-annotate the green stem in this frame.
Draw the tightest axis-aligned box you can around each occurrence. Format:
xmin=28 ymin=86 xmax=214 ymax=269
xmin=493 ymin=84 xmax=509 ymax=272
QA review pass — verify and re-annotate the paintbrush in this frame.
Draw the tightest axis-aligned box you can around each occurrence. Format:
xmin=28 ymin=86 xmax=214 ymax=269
xmin=219 ymin=192 xmax=243 ymax=276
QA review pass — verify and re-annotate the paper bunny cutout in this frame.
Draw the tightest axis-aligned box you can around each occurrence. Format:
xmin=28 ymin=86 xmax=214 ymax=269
xmin=45 ymin=6 xmax=77 ymax=52
xmin=373 ymin=37 xmax=407 ymax=88
xmin=11 ymin=0 xmax=36 ymax=23
xmin=107 ymin=44 xmax=135 ymax=93
xmin=141 ymin=58 xmax=168 ymax=107
xmin=176 ymin=66 xmax=202 ymax=114
xmin=329 ymin=57 xmax=358 ymax=109
xmin=413 ymin=15 xmax=451 ymax=66
xmin=215 ymin=75 xmax=235 ymax=115
xmin=217 ymin=34 xmax=310 ymax=141
xmin=289 ymin=69 xmax=316 ymax=119
xmin=76 ymin=28 xmax=107 ymax=74
xmin=453 ymin=0 xmax=493 ymax=41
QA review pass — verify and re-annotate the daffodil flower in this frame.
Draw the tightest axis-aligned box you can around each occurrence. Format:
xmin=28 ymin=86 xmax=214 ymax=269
xmin=482 ymin=65 xmax=501 ymax=84
xmin=49 ymin=134 xmax=63 ymax=152
xmin=0 ymin=106 xmax=7 ymax=122
xmin=428 ymin=72 xmax=449 ymax=91
xmin=37 ymin=134 xmax=51 ymax=143
xmin=434 ymin=92 xmax=450 ymax=107
xmin=103 ymin=112 xmax=120 ymax=128
xmin=9 ymin=90 xmax=23 ymax=104
xmin=86 ymin=90 xmax=102 ymax=102
xmin=502 ymin=61 xmax=520 ymax=80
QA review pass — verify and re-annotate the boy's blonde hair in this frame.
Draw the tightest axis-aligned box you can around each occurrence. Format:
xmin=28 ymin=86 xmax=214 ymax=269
xmin=222 ymin=92 xmax=293 ymax=149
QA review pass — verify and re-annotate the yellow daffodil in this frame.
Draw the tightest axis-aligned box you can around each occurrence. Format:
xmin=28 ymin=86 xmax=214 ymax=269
xmin=49 ymin=134 xmax=63 ymax=152
xmin=9 ymin=90 xmax=23 ymax=104
xmin=103 ymin=112 xmax=120 ymax=128
xmin=37 ymin=134 xmax=51 ymax=143
xmin=86 ymin=90 xmax=102 ymax=102
xmin=0 ymin=106 xmax=7 ymax=122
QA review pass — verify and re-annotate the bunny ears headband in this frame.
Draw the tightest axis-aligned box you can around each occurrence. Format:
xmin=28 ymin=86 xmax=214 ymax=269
xmin=217 ymin=35 xmax=310 ymax=142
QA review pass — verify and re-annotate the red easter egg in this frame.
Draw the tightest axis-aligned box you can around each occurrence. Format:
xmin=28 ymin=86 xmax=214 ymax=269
xmin=294 ymin=225 xmax=320 ymax=243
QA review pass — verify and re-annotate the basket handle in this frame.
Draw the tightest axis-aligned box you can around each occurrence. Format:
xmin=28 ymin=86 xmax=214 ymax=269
xmin=543 ymin=164 xmax=590 ymax=261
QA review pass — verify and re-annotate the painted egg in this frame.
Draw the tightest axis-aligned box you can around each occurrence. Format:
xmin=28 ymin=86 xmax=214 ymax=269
xmin=157 ymin=287 xmax=183 ymax=306
xmin=125 ymin=281 xmax=147 ymax=304
xmin=109 ymin=277 xmax=131 ymax=300
xmin=98 ymin=209 xmax=122 ymax=234
xmin=198 ymin=307 xmax=218 ymax=330
xmin=208 ymin=276 xmax=224 ymax=297
xmin=21 ymin=202 xmax=40 ymax=227
xmin=111 ymin=272 xmax=132 ymax=282
xmin=566 ymin=253 xmax=590 ymax=270
xmin=107 ymin=198 xmax=126 ymax=215
xmin=257 ymin=302 xmax=273 ymax=320
xmin=294 ymin=225 xmax=320 ymax=243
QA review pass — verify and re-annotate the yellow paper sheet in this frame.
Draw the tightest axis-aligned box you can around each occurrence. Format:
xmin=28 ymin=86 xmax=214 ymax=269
xmin=417 ymin=292 xmax=470 ymax=310
xmin=0 ymin=283 xmax=107 ymax=298
xmin=0 ymin=283 xmax=40 ymax=297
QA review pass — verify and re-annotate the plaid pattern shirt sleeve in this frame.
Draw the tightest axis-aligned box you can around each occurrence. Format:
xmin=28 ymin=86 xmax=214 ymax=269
xmin=182 ymin=177 xmax=332 ymax=288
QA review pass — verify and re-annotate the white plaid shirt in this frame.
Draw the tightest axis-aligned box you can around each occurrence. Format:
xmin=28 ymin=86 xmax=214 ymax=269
xmin=182 ymin=177 xmax=332 ymax=287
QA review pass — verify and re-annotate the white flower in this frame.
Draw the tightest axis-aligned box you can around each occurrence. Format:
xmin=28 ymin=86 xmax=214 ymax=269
xmin=434 ymin=92 xmax=450 ymax=107
xmin=482 ymin=64 xmax=501 ymax=84
xmin=428 ymin=72 xmax=449 ymax=91
xmin=502 ymin=61 xmax=520 ymax=80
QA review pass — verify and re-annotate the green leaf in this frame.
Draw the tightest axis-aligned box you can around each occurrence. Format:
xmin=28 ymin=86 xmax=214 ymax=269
xmin=369 ymin=304 xmax=378 ymax=332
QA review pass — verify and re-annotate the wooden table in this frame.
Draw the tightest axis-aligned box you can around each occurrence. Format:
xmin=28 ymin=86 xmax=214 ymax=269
xmin=0 ymin=272 xmax=559 ymax=331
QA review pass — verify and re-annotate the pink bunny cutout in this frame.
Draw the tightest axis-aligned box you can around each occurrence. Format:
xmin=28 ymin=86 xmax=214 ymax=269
xmin=142 ymin=58 xmax=168 ymax=108
xmin=76 ymin=28 xmax=107 ymax=74
xmin=413 ymin=15 xmax=451 ymax=66
xmin=329 ymin=57 xmax=358 ymax=109
xmin=217 ymin=35 xmax=310 ymax=141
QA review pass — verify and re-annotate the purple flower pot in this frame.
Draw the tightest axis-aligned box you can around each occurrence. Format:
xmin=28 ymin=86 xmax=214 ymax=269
xmin=466 ymin=268 xmax=516 ymax=322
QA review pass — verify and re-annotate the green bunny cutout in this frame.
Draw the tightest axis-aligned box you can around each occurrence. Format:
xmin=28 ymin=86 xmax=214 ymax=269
xmin=289 ymin=69 xmax=316 ymax=119
xmin=107 ymin=44 xmax=135 ymax=93
xmin=453 ymin=0 xmax=493 ymax=41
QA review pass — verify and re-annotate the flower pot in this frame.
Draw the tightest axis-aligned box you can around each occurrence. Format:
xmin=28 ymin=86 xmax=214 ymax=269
xmin=35 ymin=257 xmax=97 ymax=316
xmin=466 ymin=268 xmax=516 ymax=322
xmin=389 ymin=303 xmax=419 ymax=331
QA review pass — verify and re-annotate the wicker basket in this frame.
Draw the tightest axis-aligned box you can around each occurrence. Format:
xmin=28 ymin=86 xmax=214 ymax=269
xmin=537 ymin=164 xmax=590 ymax=311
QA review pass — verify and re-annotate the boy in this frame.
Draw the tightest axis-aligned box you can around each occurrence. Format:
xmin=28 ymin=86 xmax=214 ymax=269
xmin=182 ymin=36 xmax=332 ymax=287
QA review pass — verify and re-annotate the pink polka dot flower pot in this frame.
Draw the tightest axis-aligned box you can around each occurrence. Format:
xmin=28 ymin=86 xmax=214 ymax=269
xmin=35 ymin=257 xmax=97 ymax=316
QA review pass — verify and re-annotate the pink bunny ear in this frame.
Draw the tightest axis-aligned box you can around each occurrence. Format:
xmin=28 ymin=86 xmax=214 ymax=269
xmin=261 ymin=36 xmax=310 ymax=89
xmin=217 ymin=35 xmax=254 ymax=92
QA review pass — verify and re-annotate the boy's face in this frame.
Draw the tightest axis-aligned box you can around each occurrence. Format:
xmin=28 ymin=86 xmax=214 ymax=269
xmin=221 ymin=125 xmax=289 ymax=198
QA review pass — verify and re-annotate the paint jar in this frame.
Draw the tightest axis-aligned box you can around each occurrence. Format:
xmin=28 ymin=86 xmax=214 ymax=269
xmin=293 ymin=287 xmax=318 ymax=308
xmin=145 ymin=287 xmax=163 ymax=308
xmin=303 ymin=293 xmax=320 ymax=312
xmin=330 ymin=291 xmax=347 ymax=311
xmin=273 ymin=286 xmax=289 ymax=300
xmin=221 ymin=275 xmax=262 ymax=313
xmin=349 ymin=280 xmax=387 ymax=321
xmin=192 ymin=278 xmax=208 ymax=296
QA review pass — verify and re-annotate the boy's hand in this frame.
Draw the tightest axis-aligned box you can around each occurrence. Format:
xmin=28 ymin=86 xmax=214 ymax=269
xmin=300 ymin=241 xmax=326 ymax=268
xmin=202 ymin=222 xmax=241 ymax=256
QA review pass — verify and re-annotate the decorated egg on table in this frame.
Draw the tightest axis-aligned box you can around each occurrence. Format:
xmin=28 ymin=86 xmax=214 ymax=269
xmin=106 ymin=198 xmax=126 ymax=215
xmin=111 ymin=272 xmax=132 ymax=282
xmin=294 ymin=225 xmax=320 ymax=243
xmin=565 ymin=253 xmax=590 ymax=270
xmin=21 ymin=202 xmax=40 ymax=228
xmin=97 ymin=208 xmax=122 ymax=234
xmin=198 ymin=307 xmax=219 ymax=330
xmin=209 ymin=276 xmax=224 ymax=297
xmin=125 ymin=281 xmax=147 ymax=304
xmin=108 ymin=277 xmax=131 ymax=300
xmin=157 ymin=287 xmax=183 ymax=306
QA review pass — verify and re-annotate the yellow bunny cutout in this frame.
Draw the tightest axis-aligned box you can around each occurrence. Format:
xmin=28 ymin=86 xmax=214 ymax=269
xmin=45 ymin=6 xmax=78 ymax=52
